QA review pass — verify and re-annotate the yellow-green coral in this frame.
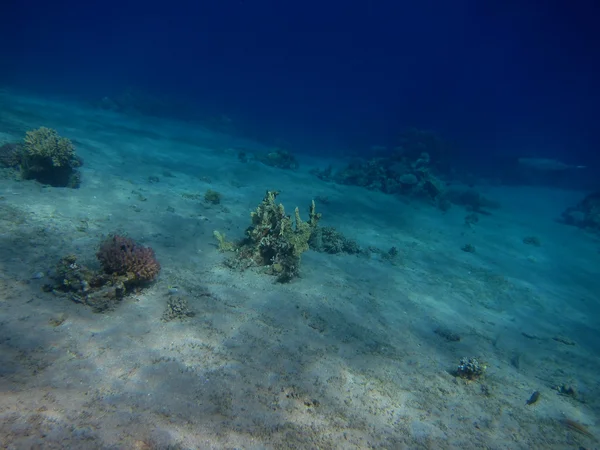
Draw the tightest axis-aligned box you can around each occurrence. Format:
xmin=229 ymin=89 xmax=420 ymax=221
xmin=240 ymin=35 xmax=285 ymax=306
xmin=225 ymin=191 xmax=321 ymax=282
xmin=285 ymin=200 xmax=322 ymax=256
xmin=289 ymin=206 xmax=312 ymax=255
xmin=213 ymin=230 xmax=235 ymax=252
xmin=23 ymin=127 xmax=75 ymax=167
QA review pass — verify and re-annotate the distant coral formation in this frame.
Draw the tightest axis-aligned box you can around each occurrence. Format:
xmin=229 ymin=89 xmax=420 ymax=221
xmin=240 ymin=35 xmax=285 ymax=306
xmin=20 ymin=127 xmax=82 ymax=187
xmin=560 ymin=191 xmax=600 ymax=232
xmin=255 ymin=148 xmax=299 ymax=170
xmin=310 ymin=129 xmax=449 ymax=209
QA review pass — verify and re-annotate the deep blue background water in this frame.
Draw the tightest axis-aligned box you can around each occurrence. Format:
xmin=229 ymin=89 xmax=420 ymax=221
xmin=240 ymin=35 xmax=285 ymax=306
xmin=1 ymin=0 xmax=598 ymax=168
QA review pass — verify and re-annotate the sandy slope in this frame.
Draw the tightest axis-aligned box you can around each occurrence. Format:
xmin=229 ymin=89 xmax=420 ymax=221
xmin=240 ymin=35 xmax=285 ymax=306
xmin=0 ymin=90 xmax=598 ymax=449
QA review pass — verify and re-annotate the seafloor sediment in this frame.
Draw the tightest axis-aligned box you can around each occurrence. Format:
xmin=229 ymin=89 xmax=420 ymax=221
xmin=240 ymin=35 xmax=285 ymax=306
xmin=0 ymin=91 xmax=598 ymax=449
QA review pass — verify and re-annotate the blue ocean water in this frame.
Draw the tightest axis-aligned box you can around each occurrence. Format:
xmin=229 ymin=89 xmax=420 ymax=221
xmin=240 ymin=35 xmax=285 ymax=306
xmin=0 ymin=1 xmax=598 ymax=448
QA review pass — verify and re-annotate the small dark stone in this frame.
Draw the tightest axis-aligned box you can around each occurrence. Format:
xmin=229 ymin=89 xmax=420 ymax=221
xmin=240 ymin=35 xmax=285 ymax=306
xmin=526 ymin=391 xmax=540 ymax=405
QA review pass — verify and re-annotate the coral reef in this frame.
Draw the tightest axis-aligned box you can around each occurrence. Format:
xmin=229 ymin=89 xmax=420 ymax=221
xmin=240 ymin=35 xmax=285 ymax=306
xmin=96 ymin=235 xmax=161 ymax=285
xmin=310 ymin=164 xmax=333 ymax=182
xmin=218 ymin=191 xmax=320 ymax=282
xmin=44 ymin=255 xmax=126 ymax=312
xmin=162 ymin=294 xmax=194 ymax=321
xmin=256 ymin=148 xmax=299 ymax=170
xmin=395 ymin=128 xmax=449 ymax=162
xmin=45 ymin=235 xmax=160 ymax=312
xmin=20 ymin=127 xmax=82 ymax=187
xmin=309 ymin=226 xmax=361 ymax=254
xmin=313 ymin=130 xmax=451 ymax=208
xmin=213 ymin=230 xmax=236 ymax=252
xmin=331 ymin=153 xmax=448 ymax=206
xmin=560 ymin=191 xmax=600 ymax=232
xmin=455 ymin=357 xmax=486 ymax=380
xmin=204 ymin=189 xmax=222 ymax=205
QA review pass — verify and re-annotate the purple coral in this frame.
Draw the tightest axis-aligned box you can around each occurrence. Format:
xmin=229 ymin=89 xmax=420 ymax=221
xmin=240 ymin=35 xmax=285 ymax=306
xmin=96 ymin=235 xmax=160 ymax=284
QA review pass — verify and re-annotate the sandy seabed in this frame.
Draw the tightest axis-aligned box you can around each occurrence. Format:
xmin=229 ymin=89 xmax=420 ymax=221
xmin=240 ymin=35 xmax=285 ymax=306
xmin=0 ymin=90 xmax=598 ymax=449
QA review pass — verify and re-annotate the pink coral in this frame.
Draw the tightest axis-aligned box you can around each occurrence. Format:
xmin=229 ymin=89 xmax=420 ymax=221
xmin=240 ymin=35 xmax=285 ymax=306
xmin=96 ymin=235 xmax=160 ymax=284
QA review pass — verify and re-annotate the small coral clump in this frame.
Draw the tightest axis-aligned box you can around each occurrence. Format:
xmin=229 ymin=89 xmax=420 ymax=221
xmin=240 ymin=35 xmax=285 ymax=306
xmin=213 ymin=230 xmax=235 ymax=252
xmin=204 ymin=189 xmax=222 ymax=205
xmin=455 ymin=357 xmax=486 ymax=380
xmin=256 ymin=148 xmax=299 ymax=170
xmin=162 ymin=294 xmax=195 ymax=322
xmin=309 ymin=226 xmax=360 ymax=254
xmin=97 ymin=235 xmax=161 ymax=284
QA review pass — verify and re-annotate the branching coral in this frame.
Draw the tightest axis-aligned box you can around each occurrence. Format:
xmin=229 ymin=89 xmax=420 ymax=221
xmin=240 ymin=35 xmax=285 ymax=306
xmin=217 ymin=191 xmax=320 ymax=282
xmin=23 ymin=127 xmax=75 ymax=167
xmin=96 ymin=235 xmax=161 ymax=284
xmin=20 ymin=127 xmax=82 ymax=187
